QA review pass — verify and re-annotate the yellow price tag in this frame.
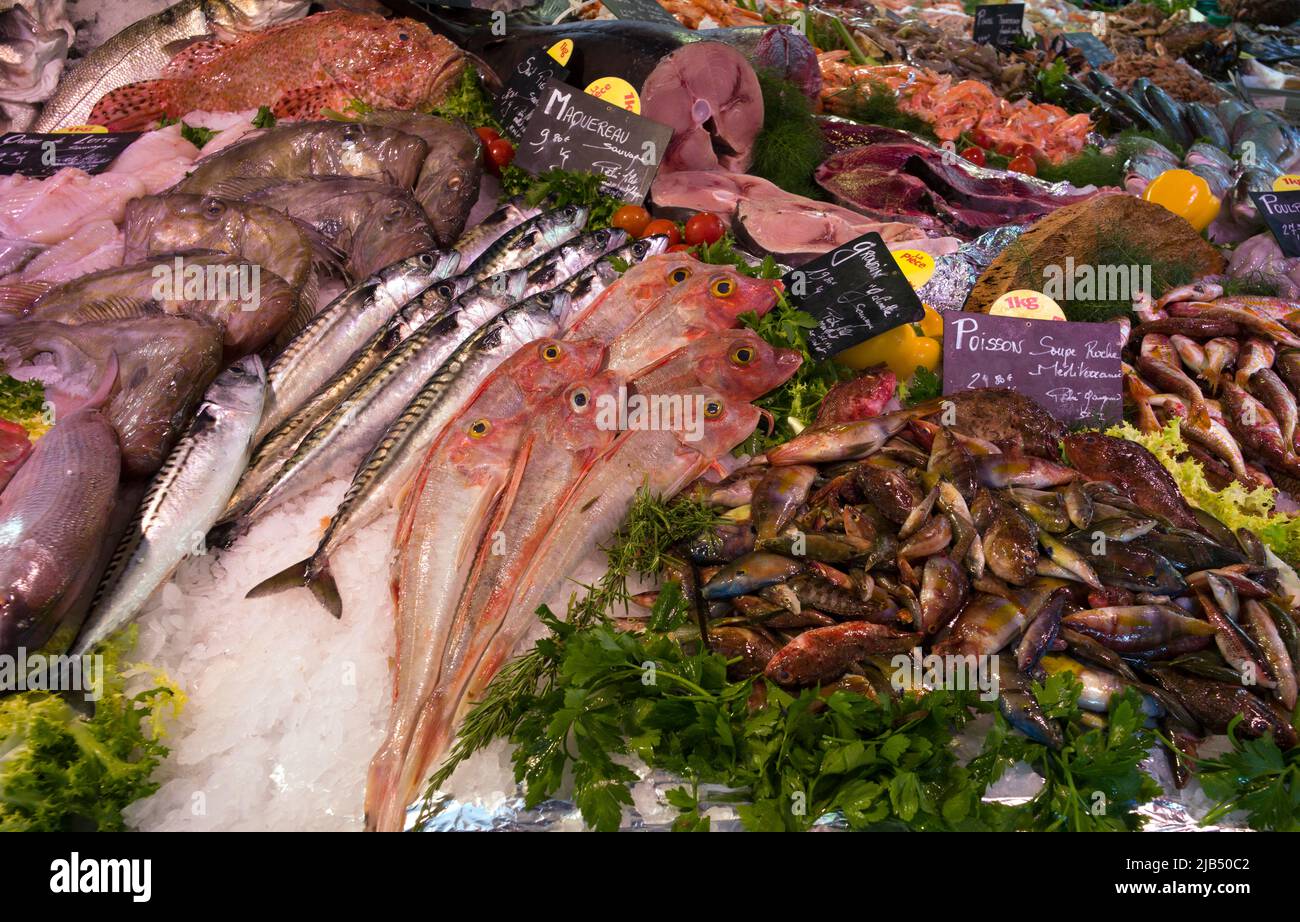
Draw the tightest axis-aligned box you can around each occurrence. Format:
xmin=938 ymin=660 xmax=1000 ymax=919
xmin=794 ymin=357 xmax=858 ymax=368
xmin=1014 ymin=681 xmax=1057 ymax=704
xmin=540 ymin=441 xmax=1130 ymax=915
xmin=989 ymin=289 xmax=1067 ymax=321
xmin=1273 ymin=174 xmax=1300 ymax=192
xmin=585 ymin=77 xmax=641 ymax=114
xmin=548 ymin=39 xmax=573 ymax=66
xmin=890 ymin=249 xmax=936 ymax=289
xmin=51 ymin=125 xmax=108 ymax=134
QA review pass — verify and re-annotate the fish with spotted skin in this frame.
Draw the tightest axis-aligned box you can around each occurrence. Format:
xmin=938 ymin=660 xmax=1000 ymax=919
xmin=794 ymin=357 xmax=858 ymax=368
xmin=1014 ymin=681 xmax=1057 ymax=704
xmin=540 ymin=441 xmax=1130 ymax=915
xmin=33 ymin=0 xmax=309 ymax=132
xmin=83 ymin=11 xmax=466 ymax=132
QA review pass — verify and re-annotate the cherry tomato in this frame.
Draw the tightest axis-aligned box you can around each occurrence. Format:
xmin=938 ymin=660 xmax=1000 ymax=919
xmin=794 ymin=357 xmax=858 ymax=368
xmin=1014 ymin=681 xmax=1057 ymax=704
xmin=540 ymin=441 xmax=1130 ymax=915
xmin=684 ymin=212 xmax=725 ymax=247
xmin=1008 ymin=154 xmax=1037 ymax=176
xmin=1014 ymin=143 xmax=1039 ymax=159
xmin=475 ymin=126 xmax=501 ymax=147
xmin=641 ymin=218 xmax=681 ymax=246
xmin=969 ymin=129 xmax=993 ymax=149
xmin=959 ymin=146 xmax=986 ymax=167
xmin=667 ymin=243 xmax=691 ymax=253
xmin=995 ymin=140 xmax=1019 ymax=158
xmin=487 ymin=139 xmax=515 ymax=170
xmin=611 ymin=204 xmax=651 ymax=237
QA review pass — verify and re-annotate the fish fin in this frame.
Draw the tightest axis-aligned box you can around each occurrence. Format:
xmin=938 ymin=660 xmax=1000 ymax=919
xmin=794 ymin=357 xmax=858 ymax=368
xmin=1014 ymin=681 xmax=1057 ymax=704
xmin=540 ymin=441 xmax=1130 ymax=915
xmin=272 ymin=84 xmax=348 ymax=122
xmin=245 ymin=557 xmax=310 ymax=600
xmin=0 ymin=281 xmax=52 ymax=314
xmin=72 ymin=297 xmax=161 ymax=323
xmin=204 ymin=175 xmax=286 ymax=200
xmin=163 ymin=39 xmax=228 ymax=79
xmin=89 ymin=79 xmax=181 ymax=132
xmin=306 ymin=563 xmax=343 ymax=620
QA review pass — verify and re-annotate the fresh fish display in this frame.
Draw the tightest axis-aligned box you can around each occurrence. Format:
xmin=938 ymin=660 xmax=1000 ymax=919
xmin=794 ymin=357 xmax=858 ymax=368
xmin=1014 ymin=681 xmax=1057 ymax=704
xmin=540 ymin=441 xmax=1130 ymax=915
xmin=450 ymin=197 xmax=545 ymax=268
xmin=462 ymin=205 xmax=589 ymax=280
xmin=71 ymin=357 xmax=266 ymax=656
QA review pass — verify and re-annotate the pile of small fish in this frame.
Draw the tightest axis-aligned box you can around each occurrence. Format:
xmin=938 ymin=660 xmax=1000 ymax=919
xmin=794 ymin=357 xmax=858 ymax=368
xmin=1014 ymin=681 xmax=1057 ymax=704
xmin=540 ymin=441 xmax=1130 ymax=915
xmin=1129 ymin=281 xmax=1300 ymax=496
xmin=649 ymin=386 xmax=1298 ymax=784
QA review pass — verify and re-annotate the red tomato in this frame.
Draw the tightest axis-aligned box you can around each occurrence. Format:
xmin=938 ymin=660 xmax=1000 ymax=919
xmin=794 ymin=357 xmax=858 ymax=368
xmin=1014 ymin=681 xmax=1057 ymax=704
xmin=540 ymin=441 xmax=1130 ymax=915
xmin=1008 ymin=154 xmax=1037 ymax=176
xmin=959 ymin=146 xmax=986 ymax=167
xmin=487 ymin=139 xmax=515 ymax=170
xmin=641 ymin=218 xmax=681 ymax=246
xmin=611 ymin=205 xmax=651 ymax=237
xmin=1015 ymin=143 xmax=1039 ymax=159
xmin=475 ymin=127 xmax=500 ymax=147
xmin=969 ymin=128 xmax=993 ymax=149
xmin=684 ymin=212 xmax=725 ymax=247
xmin=667 ymin=243 xmax=691 ymax=253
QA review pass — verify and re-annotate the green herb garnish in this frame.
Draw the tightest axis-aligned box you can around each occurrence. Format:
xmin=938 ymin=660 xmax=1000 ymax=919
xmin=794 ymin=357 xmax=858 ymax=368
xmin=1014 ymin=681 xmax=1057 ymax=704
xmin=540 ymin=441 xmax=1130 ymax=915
xmin=251 ymin=106 xmax=277 ymax=130
xmin=430 ymin=67 xmax=499 ymax=130
xmin=0 ymin=374 xmax=48 ymax=438
xmin=0 ymin=630 xmax=184 ymax=831
xmin=1193 ymin=719 xmax=1300 ymax=831
xmin=899 ymin=366 xmax=942 ymax=407
xmin=499 ymin=167 xmax=622 ymax=232
xmin=750 ymin=70 xmax=827 ymax=201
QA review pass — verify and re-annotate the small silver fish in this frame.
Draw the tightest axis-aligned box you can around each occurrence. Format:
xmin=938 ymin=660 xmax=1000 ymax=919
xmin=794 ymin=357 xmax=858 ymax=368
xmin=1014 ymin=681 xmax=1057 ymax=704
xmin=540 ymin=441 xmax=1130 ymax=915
xmin=72 ymin=356 xmax=267 ymax=655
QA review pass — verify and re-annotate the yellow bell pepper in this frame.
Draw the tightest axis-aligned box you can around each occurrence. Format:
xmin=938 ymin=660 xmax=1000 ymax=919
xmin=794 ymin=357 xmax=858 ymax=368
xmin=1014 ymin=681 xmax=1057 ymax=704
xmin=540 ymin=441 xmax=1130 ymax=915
xmin=837 ymin=323 xmax=942 ymax=378
xmin=1142 ymin=168 xmax=1221 ymax=233
xmin=919 ymin=303 xmax=944 ymax=338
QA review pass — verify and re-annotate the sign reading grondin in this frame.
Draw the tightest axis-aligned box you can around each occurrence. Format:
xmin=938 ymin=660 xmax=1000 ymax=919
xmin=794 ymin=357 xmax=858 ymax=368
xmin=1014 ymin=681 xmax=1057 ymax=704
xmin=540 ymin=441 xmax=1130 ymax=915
xmin=942 ymin=311 xmax=1123 ymax=425
xmin=514 ymin=77 xmax=672 ymax=204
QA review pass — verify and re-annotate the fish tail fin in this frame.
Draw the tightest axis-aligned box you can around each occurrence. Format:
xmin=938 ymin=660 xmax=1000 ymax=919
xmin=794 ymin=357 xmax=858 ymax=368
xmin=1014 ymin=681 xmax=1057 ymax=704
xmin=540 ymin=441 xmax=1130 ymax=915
xmin=89 ymin=79 xmax=181 ymax=131
xmin=245 ymin=557 xmax=310 ymax=600
xmin=306 ymin=560 xmax=343 ymax=620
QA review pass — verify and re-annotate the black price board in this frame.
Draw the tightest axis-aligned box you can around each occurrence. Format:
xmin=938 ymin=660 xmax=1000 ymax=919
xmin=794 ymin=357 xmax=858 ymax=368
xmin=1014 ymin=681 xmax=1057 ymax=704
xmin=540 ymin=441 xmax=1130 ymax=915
xmin=782 ymin=232 xmax=926 ymax=361
xmin=973 ymin=4 xmax=1025 ymax=50
xmin=1251 ymin=190 xmax=1300 ymax=257
xmin=514 ymin=78 xmax=672 ymax=204
xmin=495 ymin=46 xmax=570 ymax=142
xmin=600 ymin=0 xmax=680 ymax=26
xmin=942 ymin=312 xmax=1124 ymax=425
xmin=0 ymin=131 xmax=141 ymax=177
xmin=1062 ymin=31 xmax=1115 ymax=67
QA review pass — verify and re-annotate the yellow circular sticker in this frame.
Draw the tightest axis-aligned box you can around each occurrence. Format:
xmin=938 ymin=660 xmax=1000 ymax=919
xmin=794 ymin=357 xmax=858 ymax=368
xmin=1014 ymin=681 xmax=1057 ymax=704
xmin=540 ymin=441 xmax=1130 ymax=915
xmin=891 ymin=249 xmax=936 ymax=289
xmin=1274 ymin=174 xmax=1300 ymax=192
xmin=585 ymin=77 xmax=641 ymax=114
xmin=51 ymin=125 xmax=108 ymax=134
xmin=989 ymin=289 xmax=1067 ymax=321
xmin=548 ymin=39 xmax=573 ymax=67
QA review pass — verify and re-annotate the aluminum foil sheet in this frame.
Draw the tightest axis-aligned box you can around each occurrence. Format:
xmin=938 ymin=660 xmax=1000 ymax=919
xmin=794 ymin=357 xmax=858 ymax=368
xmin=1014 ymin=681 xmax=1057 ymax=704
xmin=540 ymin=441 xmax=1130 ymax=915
xmin=413 ymin=738 xmax=1251 ymax=832
xmin=917 ymin=224 xmax=1025 ymax=313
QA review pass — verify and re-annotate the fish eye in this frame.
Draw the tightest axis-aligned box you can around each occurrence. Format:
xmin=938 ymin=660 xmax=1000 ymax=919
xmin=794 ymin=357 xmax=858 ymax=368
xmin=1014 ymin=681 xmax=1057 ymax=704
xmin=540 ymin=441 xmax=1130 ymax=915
xmin=202 ymin=198 xmax=226 ymax=219
xmin=468 ymin=419 xmax=491 ymax=439
xmin=730 ymin=345 xmax=755 ymax=365
xmin=399 ymin=32 xmax=410 ymax=41
xmin=418 ymin=253 xmax=434 ymax=267
xmin=569 ymin=387 xmax=591 ymax=411
xmin=541 ymin=342 xmax=563 ymax=362
xmin=668 ymin=267 xmax=692 ymax=285
xmin=704 ymin=399 xmax=724 ymax=419
xmin=710 ymin=277 xmax=736 ymax=298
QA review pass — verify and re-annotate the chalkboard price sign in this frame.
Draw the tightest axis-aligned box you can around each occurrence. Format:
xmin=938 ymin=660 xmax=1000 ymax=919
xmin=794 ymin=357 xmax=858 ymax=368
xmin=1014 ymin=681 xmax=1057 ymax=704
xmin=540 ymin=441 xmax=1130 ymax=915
xmin=1062 ymin=32 xmax=1116 ymax=67
xmin=514 ymin=77 xmax=673 ymax=204
xmin=1251 ymin=190 xmax=1300 ymax=258
xmin=495 ymin=47 xmax=570 ymax=142
xmin=600 ymin=0 xmax=681 ymax=26
xmin=973 ymin=4 xmax=1025 ymax=50
xmin=942 ymin=311 xmax=1123 ymax=425
xmin=0 ymin=131 xmax=141 ymax=177
xmin=783 ymin=232 xmax=926 ymax=360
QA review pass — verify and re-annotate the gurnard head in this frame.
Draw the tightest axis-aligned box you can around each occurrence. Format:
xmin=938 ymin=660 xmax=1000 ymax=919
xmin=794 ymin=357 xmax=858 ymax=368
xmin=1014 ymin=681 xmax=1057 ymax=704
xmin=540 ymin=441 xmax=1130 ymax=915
xmin=545 ymin=369 xmax=628 ymax=452
xmin=674 ymin=329 xmax=802 ymax=401
xmin=509 ymin=337 xmax=607 ymax=400
xmin=670 ymin=269 xmax=782 ymax=329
